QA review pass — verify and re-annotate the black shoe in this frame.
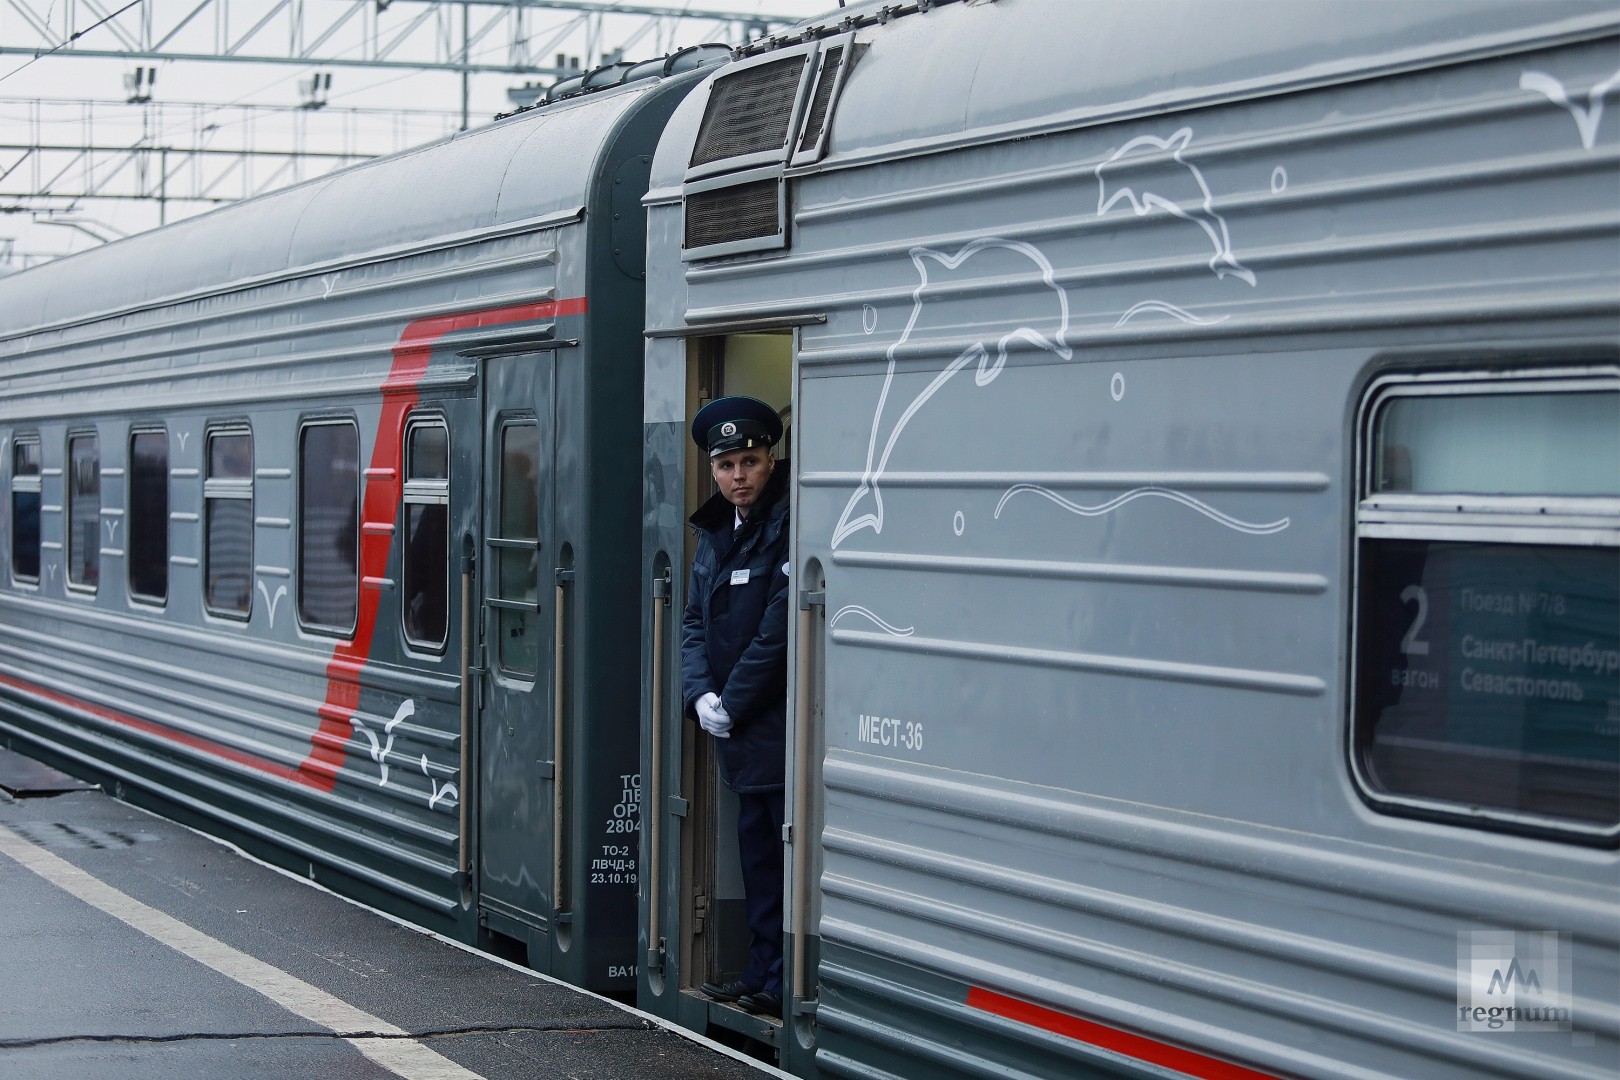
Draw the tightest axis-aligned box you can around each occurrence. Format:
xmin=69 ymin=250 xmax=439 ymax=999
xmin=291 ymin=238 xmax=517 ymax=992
xmin=737 ymin=990 xmax=782 ymax=1018
xmin=700 ymin=979 xmax=754 ymax=1003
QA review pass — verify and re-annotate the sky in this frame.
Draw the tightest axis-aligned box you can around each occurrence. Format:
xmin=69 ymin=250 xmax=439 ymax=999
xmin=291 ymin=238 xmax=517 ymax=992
xmin=0 ymin=0 xmax=835 ymax=269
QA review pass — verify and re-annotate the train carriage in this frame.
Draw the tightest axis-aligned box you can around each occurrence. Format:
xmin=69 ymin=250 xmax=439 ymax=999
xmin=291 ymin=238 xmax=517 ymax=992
xmin=639 ymin=1 xmax=1619 ymax=1077
xmin=0 ymin=46 xmax=726 ymax=994
xmin=0 ymin=0 xmax=1616 ymax=1076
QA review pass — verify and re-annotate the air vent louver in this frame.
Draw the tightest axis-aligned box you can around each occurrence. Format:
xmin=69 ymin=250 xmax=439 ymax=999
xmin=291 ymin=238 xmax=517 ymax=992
xmin=690 ymin=55 xmax=808 ymax=167
xmin=797 ymin=47 xmax=844 ymax=155
xmin=684 ymin=180 xmax=781 ymax=252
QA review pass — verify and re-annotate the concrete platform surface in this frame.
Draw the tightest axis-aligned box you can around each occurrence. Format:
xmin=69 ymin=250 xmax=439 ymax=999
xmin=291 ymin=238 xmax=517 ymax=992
xmin=0 ymin=775 xmax=784 ymax=1080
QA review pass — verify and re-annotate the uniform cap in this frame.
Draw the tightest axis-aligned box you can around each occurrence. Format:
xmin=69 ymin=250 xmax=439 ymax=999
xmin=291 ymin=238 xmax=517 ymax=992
xmin=691 ymin=395 xmax=782 ymax=457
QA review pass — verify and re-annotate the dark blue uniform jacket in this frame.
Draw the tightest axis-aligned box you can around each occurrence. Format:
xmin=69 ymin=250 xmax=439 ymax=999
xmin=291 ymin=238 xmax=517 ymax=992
xmin=681 ymin=465 xmax=790 ymax=793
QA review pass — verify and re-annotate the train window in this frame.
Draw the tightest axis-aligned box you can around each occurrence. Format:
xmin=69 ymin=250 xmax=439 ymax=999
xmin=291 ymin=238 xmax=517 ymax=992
xmin=401 ymin=419 xmax=449 ymax=651
xmin=11 ymin=436 xmax=42 ymax=583
xmin=66 ymin=433 xmax=100 ymax=593
xmin=297 ymin=420 xmax=359 ymax=635
xmin=128 ymin=430 xmax=169 ymax=605
xmin=204 ymin=429 xmax=253 ymax=618
xmin=494 ymin=421 xmax=540 ymax=676
xmin=1352 ymin=370 xmax=1620 ymax=843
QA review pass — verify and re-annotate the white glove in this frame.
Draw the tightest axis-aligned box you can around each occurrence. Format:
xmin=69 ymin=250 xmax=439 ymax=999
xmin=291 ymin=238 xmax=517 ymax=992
xmin=696 ymin=692 xmax=732 ymax=738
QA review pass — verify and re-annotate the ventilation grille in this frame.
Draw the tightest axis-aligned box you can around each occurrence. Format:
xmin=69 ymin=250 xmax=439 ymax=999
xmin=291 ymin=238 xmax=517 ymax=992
xmin=690 ymin=55 xmax=808 ymax=167
xmin=685 ymin=180 xmax=781 ymax=251
xmin=797 ymin=47 xmax=844 ymax=155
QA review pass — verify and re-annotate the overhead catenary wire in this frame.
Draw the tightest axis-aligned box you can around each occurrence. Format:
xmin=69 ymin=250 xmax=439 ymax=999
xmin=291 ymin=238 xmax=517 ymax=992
xmin=0 ymin=0 xmax=149 ymax=88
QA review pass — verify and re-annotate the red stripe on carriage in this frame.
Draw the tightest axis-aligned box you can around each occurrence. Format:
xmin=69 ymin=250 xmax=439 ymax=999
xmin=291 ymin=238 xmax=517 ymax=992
xmin=299 ymin=295 xmax=588 ymax=790
xmin=0 ymin=671 xmax=307 ymax=784
xmin=965 ymin=987 xmax=1283 ymax=1080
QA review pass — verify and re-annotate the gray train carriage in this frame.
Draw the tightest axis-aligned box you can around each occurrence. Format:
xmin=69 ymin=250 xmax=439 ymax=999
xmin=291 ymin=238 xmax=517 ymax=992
xmin=640 ymin=1 xmax=1619 ymax=1077
xmin=0 ymin=48 xmax=723 ymax=994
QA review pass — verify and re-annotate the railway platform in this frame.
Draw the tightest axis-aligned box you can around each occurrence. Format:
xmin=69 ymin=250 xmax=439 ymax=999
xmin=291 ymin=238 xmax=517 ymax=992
xmin=0 ymin=746 xmax=783 ymax=1080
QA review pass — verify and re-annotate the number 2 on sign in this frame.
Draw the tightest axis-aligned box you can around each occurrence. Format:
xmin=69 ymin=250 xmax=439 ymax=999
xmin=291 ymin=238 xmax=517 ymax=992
xmin=1399 ymin=585 xmax=1431 ymax=656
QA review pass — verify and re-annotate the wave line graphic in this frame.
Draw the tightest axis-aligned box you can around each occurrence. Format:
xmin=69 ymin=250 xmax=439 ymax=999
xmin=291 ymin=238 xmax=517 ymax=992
xmin=1115 ymin=300 xmax=1230 ymax=327
xmin=995 ymin=484 xmax=1289 ymax=535
xmin=830 ymin=605 xmax=916 ymax=637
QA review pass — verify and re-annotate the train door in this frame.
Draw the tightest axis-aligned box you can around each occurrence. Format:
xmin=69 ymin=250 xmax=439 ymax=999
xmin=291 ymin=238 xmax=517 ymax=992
xmin=647 ymin=330 xmax=798 ymax=1046
xmin=475 ymin=350 xmax=560 ymax=959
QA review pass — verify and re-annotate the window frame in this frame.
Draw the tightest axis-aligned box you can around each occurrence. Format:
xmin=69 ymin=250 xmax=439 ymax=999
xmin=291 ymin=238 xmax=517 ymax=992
xmin=65 ymin=430 xmax=101 ymax=596
xmin=400 ymin=414 xmax=450 ymax=653
xmin=10 ymin=432 xmax=42 ymax=585
xmin=489 ymin=416 xmax=541 ymax=681
xmin=127 ymin=426 xmax=170 ymax=607
xmin=296 ymin=417 xmax=361 ymax=638
xmin=1348 ymin=365 xmax=1620 ymax=845
xmin=203 ymin=425 xmax=254 ymax=620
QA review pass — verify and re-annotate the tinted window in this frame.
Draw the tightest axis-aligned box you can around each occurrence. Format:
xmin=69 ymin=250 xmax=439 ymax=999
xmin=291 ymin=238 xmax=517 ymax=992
xmin=205 ymin=430 xmax=253 ymax=617
xmin=11 ymin=436 xmax=41 ymax=581
xmin=67 ymin=434 xmax=100 ymax=590
xmin=298 ymin=422 xmax=359 ymax=633
xmin=494 ymin=422 xmax=539 ymax=676
xmin=1355 ymin=376 xmax=1619 ymax=840
xmin=1356 ymin=540 xmax=1618 ymax=827
xmin=402 ymin=420 xmax=449 ymax=650
xmin=129 ymin=431 xmax=169 ymax=603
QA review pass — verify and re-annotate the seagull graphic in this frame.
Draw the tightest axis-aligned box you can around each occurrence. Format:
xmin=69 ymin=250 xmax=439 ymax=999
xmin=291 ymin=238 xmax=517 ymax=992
xmin=1521 ymin=69 xmax=1620 ymax=151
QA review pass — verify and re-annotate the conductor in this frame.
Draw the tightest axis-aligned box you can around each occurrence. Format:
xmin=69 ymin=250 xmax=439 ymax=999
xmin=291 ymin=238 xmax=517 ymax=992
xmin=682 ymin=395 xmax=790 ymax=1019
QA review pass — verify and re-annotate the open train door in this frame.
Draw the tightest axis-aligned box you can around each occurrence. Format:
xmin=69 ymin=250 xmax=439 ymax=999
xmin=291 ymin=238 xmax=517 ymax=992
xmin=473 ymin=348 xmax=565 ymax=966
xmin=640 ymin=327 xmax=824 ymax=1069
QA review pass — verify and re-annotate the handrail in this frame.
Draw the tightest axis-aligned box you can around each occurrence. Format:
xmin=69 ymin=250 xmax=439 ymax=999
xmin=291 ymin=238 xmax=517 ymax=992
xmin=647 ymin=566 xmax=671 ymax=968
xmin=791 ymin=585 xmax=819 ymax=1004
xmin=458 ymin=558 xmax=474 ymax=905
xmin=553 ymin=575 xmax=568 ymax=915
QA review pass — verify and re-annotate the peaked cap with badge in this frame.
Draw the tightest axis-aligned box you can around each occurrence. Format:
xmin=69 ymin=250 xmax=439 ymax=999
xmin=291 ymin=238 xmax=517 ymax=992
xmin=691 ymin=395 xmax=783 ymax=457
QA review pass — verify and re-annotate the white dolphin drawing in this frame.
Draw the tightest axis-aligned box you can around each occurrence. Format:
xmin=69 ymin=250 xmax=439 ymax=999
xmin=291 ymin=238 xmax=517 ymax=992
xmin=831 ymin=238 xmax=1073 ymax=549
xmin=1097 ymin=127 xmax=1257 ymax=286
xmin=1521 ymin=69 xmax=1620 ymax=151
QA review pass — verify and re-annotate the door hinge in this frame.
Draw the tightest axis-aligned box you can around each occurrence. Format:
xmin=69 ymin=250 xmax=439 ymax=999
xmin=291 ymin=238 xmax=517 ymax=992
xmin=652 ymin=571 xmax=671 ymax=604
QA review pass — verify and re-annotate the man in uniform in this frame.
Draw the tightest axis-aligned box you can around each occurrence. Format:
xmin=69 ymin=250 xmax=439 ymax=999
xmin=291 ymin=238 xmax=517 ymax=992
xmin=681 ymin=395 xmax=790 ymax=1019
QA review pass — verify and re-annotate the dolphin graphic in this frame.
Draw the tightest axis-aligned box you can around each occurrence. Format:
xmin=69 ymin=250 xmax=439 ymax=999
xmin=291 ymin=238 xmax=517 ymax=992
xmin=1097 ymin=127 xmax=1256 ymax=286
xmin=832 ymin=238 xmax=1072 ymax=549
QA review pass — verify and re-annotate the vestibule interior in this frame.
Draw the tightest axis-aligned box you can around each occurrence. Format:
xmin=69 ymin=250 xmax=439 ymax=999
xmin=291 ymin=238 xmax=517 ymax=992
xmin=678 ymin=332 xmax=792 ymax=1009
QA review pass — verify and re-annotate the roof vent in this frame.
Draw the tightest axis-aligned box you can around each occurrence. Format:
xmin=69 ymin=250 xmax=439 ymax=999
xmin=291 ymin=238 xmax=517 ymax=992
xmin=689 ymin=54 xmax=810 ymax=168
xmin=683 ymin=175 xmax=784 ymax=259
xmin=796 ymin=46 xmax=844 ymax=157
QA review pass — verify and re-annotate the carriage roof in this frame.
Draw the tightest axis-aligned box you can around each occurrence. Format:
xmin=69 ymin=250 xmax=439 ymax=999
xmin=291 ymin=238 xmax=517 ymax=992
xmin=0 ymin=65 xmax=701 ymax=342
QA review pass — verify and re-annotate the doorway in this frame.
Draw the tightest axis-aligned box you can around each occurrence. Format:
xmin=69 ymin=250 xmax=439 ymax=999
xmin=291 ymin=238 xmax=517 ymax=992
xmin=678 ymin=331 xmax=793 ymax=1008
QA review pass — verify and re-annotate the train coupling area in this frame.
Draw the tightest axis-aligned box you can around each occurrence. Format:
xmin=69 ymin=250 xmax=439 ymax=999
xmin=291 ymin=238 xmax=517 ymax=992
xmin=0 ymin=746 xmax=786 ymax=1080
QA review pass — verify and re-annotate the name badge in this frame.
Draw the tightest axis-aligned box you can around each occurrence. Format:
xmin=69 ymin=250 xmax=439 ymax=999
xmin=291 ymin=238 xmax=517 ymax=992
xmin=730 ymin=569 xmax=751 ymax=586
